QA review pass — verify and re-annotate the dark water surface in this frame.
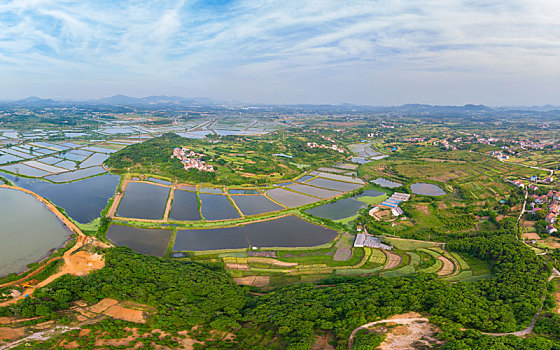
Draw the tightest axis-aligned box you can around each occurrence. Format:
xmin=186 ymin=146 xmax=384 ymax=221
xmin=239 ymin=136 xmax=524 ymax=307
xmin=106 ymin=225 xmax=172 ymax=257
xmin=173 ymin=216 xmax=338 ymax=251
xmin=0 ymin=172 xmax=119 ymax=223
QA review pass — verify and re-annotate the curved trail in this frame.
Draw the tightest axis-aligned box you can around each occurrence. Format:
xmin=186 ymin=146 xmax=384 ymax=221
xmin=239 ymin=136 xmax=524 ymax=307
xmin=348 ymin=269 xmax=560 ymax=346
xmin=348 ymin=317 xmax=429 ymax=349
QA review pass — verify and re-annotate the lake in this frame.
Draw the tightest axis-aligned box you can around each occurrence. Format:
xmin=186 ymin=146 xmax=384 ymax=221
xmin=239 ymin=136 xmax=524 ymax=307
xmin=411 ymin=183 xmax=446 ymax=196
xmin=106 ymin=225 xmax=172 ymax=257
xmin=0 ymin=188 xmax=70 ymax=276
xmin=173 ymin=216 xmax=338 ymax=251
xmin=117 ymin=182 xmax=170 ymax=220
xmin=0 ymin=172 xmax=119 ymax=223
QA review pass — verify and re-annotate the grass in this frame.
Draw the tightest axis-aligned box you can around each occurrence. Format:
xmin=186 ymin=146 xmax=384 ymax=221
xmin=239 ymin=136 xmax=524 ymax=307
xmin=383 ymin=237 xmax=435 ymax=250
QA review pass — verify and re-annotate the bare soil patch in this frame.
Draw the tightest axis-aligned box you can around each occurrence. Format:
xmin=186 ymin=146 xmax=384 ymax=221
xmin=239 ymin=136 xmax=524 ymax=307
xmin=247 ymin=257 xmax=298 ymax=267
xmin=225 ymin=263 xmax=250 ymax=271
xmin=88 ymin=298 xmax=119 ymax=314
xmin=233 ymin=276 xmax=270 ymax=287
xmin=437 ymin=256 xmax=454 ymax=276
xmin=383 ymin=251 xmax=402 ymax=270
xmin=103 ymin=305 xmax=146 ymax=323
xmin=523 ymin=232 xmax=541 ymax=240
xmin=64 ymin=251 xmax=105 ymax=276
xmin=0 ymin=326 xmax=25 ymax=341
xmin=379 ymin=319 xmax=440 ymax=350
xmin=540 ymin=237 xmax=560 ymax=249
xmin=415 ymin=204 xmax=430 ymax=215
xmin=311 ymin=333 xmax=336 ymax=350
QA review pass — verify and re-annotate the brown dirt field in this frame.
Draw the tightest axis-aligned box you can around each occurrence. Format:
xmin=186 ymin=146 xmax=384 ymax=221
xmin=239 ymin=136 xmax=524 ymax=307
xmin=496 ymin=214 xmax=505 ymax=222
xmin=64 ymin=251 xmax=105 ymax=276
xmin=103 ymin=305 xmax=146 ymax=323
xmin=225 ymin=263 xmax=250 ymax=271
xmin=89 ymin=298 xmax=119 ymax=313
xmin=311 ymin=333 xmax=336 ymax=350
xmin=437 ymin=256 xmax=455 ymax=276
xmin=247 ymin=257 xmax=298 ymax=267
xmin=0 ymin=326 xmax=25 ymax=341
xmin=383 ymin=251 xmax=402 ymax=270
xmin=523 ymin=232 xmax=541 ymax=240
xmin=379 ymin=320 xmax=439 ymax=350
xmin=540 ymin=237 xmax=560 ymax=249
xmin=438 ymin=202 xmax=448 ymax=209
xmin=523 ymin=220 xmax=536 ymax=227
xmin=555 ymin=292 xmax=560 ymax=314
xmin=415 ymin=204 xmax=430 ymax=215
xmin=233 ymin=276 xmax=270 ymax=287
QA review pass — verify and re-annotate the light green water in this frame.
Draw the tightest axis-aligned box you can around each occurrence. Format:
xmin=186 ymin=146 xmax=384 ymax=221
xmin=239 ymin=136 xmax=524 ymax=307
xmin=0 ymin=188 xmax=70 ymax=277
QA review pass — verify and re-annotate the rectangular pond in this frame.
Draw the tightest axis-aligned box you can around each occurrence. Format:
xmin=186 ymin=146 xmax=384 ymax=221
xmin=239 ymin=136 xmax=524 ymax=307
xmin=169 ymin=189 xmax=201 ymax=221
xmin=306 ymin=177 xmax=362 ymax=192
xmin=174 ymin=215 xmax=339 ymax=251
xmin=0 ymin=163 xmax=51 ymax=177
xmin=287 ymin=183 xmax=341 ymax=199
xmin=199 ymin=193 xmax=240 ymax=220
xmin=306 ymin=198 xmax=367 ymax=221
xmin=266 ymin=188 xmax=320 ymax=207
xmin=45 ymin=166 xmax=107 ymax=182
xmin=232 ymin=195 xmax=284 ymax=216
xmin=117 ymin=182 xmax=170 ymax=220
xmin=106 ymin=225 xmax=172 ymax=257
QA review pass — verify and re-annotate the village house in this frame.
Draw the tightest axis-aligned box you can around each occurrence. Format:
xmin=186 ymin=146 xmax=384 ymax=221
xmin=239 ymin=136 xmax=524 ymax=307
xmin=171 ymin=147 xmax=214 ymax=172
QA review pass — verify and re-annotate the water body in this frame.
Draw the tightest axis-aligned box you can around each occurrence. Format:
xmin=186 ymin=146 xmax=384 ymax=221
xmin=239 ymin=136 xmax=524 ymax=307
xmin=0 ymin=172 xmax=119 ymax=223
xmin=169 ymin=189 xmax=201 ymax=221
xmin=0 ymin=188 xmax=70 ymax=276
xmin=306 ymin=198 xmax=366 ymax=221
xmin=232 ymin=195 xmax=284 ymax=216
xmin=199 ymin=193 xmax=240 ymax=220
xmin=106 ymin=225 xmax=172 ymax=257
xmin=45 ymin=166 xmax=107 ymax=182
xmin=371 ymin=178 xmax=402 ymax=188
xmin=228 ymin=189 xmax=259 ymax=195
xmin=147 ymin=177 xmax=172 ymax=186
xmin=296 ymin=175 xmax=314 ymax=182
xmin=174 ymin=216 xmax=338 ymax=251
xmin=117 ymin=182 xmax=170 ymax=220
xmin=411 ymin=183 xmax=446 ymax=196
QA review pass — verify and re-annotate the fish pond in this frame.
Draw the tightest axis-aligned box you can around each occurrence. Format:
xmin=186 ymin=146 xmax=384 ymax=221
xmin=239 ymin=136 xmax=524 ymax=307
xmin=199 ymin=193 xmax=240 ymax=220
xmin=0 ymin=172 xmax=119 ymax=223
xmin=232 ymin=195 xmax=284 ymax=216
xmin=0 ymin=188 xmax=70 ymax=276
xmin=169 ymin=189 xmax=201 ymax=221
xmin=106 ymin=225 xmax=172 ymax=257
xmin=117 ymin=182 xmax=170 ymax=220
xmin=173 ymin=215 xmax=338 ymax=251
xmin=411 ymin=183 xmax=446 ymax=196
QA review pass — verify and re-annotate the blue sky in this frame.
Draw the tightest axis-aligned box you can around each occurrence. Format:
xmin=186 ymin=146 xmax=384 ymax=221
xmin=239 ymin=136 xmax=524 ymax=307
xmin=0 ymin=0 xmax=559 ymax=105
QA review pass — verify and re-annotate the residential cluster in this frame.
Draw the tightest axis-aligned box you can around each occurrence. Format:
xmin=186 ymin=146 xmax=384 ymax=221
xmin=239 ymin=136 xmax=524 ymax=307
xmin=530 ymin=190 xmax=560 ymax=234
xmin=171 ymin=147 xmax=214 ymax=172
xmin=306 ymin=142 xmax=346 ymax=153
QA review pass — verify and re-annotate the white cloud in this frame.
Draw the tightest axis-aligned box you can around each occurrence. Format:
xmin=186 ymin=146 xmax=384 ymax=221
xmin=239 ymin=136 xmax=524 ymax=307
xmin=0 ymin=0 xmax=558 ymax=104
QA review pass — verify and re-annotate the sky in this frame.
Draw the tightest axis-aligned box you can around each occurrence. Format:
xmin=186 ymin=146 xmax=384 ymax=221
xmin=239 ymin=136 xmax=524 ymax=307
xmin=0 ymin=0 xmax=559 ymax=105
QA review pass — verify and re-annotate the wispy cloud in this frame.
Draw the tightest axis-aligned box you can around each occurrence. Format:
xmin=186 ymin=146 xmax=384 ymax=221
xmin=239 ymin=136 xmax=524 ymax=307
xmin=0 ymin=0 xmax=558 ymax=104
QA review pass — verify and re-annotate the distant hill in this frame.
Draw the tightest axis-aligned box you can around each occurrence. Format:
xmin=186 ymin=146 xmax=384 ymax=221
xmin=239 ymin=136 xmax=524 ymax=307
xmin=90 ymin=95 xmax=220 ymax=106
